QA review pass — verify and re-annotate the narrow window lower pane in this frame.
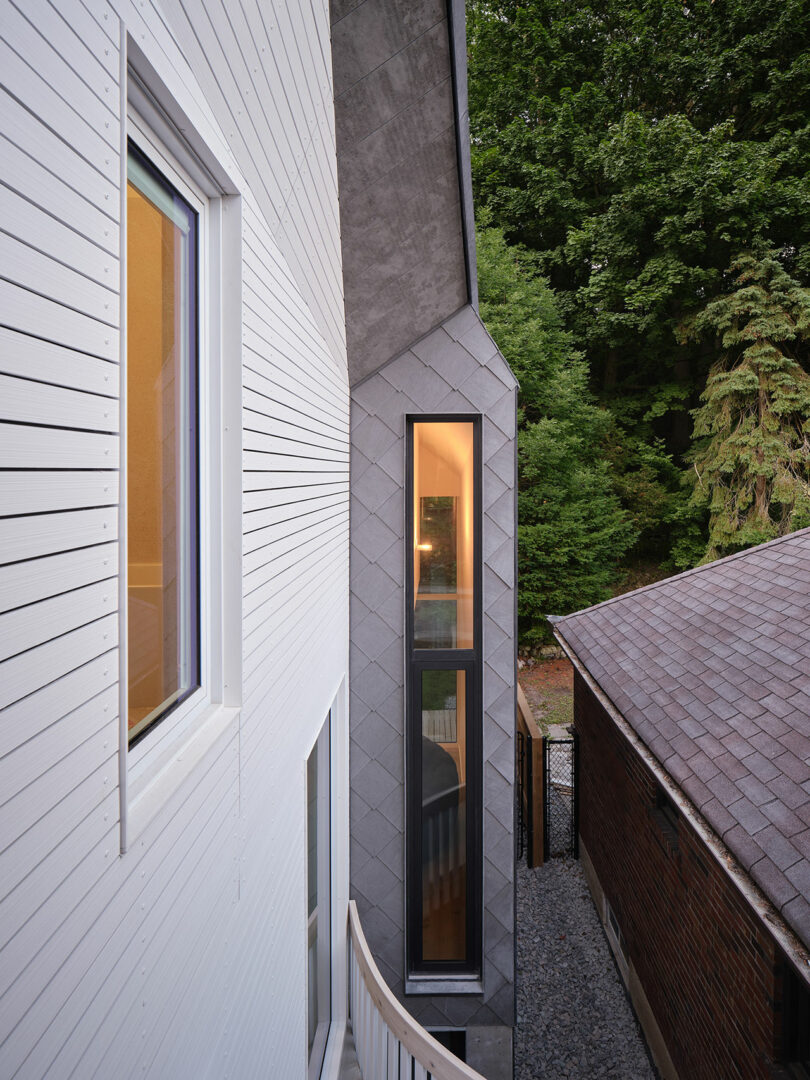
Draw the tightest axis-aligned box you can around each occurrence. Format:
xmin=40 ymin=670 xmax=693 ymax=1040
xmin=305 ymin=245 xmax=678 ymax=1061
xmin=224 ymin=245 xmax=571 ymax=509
xmin=127 ymin=145 xmax=199 ymax=742
xmin=413 ymin=422 xmax=475 ymax=649
xmin=421 ymin=669 xmax=467 ymax=962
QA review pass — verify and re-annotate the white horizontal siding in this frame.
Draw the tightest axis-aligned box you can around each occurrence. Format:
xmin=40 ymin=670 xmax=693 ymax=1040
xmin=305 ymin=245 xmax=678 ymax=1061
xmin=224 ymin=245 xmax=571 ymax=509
xmin=1 ymin=0 xmax=119 ymax=126
xmin=1 ymin=134 xmax=119 ymax=256
xmin=0 ymin=613 xmax=118 ymax=711
xmin=1 ymin=186 xmax=119 ymax=288
xmin=0 ymin=650 xmax=118 ymax=755
xmin=0 ymin=507 xmax=118 ymax=562
xmin=0 ymin=726 xmax=115 ymax=876
xmin=0 ymin=36 xmax=119 ymax=181
xmin=0 ymin=2 xmax=350 ymax=1079
xmin=0 ymin=794 xmax=118 ymax=991
xmin=242 ymin=479 xmax=347 ymax=513
xmin=0 ymin=328 xmax=118 ymax=395
xmin=0 ymin=375 xmax=118 ymax=431
xmin=0 ymin=233 xmax=119 ymax=326
xmin=0 ymin=86 xmax=120 ymax=220
xmin=0 ymin=544 xmax=118 ymax=612
xmin=0 ymin=474 xmax=118 ymax=517
xmin=0 ymin=578 xmax=117 ymax=662
xmin=0 ymin=424 xmax=118 ymax=470
xmin=0 ymin=682 xmax=118 ymax=811
xmin=157 ymin=0 xmax=346 ymax=369
xmin=0 ymin=279 xmax=119 ymax=360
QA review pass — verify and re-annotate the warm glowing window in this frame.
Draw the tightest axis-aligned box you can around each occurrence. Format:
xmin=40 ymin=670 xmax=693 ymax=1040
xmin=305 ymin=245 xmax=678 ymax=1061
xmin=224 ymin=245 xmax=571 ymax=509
xmin=407 ymin=418 xmax=481 ymax=979
xmin=412 ymin=421 xmax=475 ymax=650
xmin=126 ymin=142 xmax=199 ymax=744
xmin=420 ymin=667 xmax=468 ymax=962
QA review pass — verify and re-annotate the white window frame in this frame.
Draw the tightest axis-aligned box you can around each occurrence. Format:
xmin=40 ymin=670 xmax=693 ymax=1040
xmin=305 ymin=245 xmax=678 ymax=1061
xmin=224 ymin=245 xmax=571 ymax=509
xmin=310 ymin=680 xmax=351 ymax=1080
xmin=307 ymin=711 xmax=333 ymax=1080
xmin=119 ymin=62 xmax=242 ymax=851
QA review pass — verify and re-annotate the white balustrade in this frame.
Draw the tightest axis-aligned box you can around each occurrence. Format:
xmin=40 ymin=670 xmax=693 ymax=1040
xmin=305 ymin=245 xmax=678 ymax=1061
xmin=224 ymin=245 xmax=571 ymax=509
xmin=347 ymin=901 xmax=487 ymax=1080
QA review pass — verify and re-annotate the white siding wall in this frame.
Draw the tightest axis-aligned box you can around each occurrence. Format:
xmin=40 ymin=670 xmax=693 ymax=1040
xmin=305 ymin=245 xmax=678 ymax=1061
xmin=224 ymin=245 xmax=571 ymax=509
xmin=0 ymin=1 xmax=350 ymax=1077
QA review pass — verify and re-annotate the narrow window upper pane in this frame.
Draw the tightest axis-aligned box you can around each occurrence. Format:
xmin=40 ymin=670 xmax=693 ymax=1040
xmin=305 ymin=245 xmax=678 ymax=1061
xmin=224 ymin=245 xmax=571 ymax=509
xmin=126 ymin=143 xmax=199 ymax=743
xmin=413 ymin=422 xmax=475 ymax=649
xmin=421 ymin=668 xmax=467 ymax=962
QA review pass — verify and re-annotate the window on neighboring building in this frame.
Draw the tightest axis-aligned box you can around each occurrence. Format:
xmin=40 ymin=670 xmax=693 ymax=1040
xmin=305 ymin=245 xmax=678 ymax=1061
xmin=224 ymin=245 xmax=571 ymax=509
xmin=307 ymin=716 xmax=331 ymax=1077
xmin=126 ymin=140 xmax=200 ymax=745
xmin=652 ymin=784 xmax=680 ymax=853
xmin=406 ymin=418 xmax=482 ymax=979
xmin=604 ymin=897 xmax=629 ymax=984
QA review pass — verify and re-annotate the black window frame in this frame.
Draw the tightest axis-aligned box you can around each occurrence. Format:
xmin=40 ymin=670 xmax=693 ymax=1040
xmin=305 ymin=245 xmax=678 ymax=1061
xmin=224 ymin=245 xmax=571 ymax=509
xmin=405 ymin=415 xmax=483 ymax=980
xmin=126 ymin=137 xmax=201 ymax=749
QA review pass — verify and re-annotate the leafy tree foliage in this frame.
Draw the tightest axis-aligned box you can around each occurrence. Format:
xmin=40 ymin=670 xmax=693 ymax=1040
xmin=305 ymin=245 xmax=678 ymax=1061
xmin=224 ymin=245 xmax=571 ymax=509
xmin=468 ymin=0 xmax=810 ymax=569
xmin=684 ymin=254 xmax=810 ymax=559
xmin=477 ymin=224 xmax=636 ymax=643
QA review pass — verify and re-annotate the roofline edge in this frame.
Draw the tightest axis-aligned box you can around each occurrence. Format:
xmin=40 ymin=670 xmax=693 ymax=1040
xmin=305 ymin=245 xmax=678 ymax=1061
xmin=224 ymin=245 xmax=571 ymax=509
xmin=447 ymin=0 xmax=478 ymax=312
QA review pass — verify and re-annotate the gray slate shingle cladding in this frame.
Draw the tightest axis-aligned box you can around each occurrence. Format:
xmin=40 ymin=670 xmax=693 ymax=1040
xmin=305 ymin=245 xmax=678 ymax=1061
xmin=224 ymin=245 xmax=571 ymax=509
xmin=350 ymin=305 xmax=517 ymax=1027
xmin=555 ymin=528 xmax=810 ymax=948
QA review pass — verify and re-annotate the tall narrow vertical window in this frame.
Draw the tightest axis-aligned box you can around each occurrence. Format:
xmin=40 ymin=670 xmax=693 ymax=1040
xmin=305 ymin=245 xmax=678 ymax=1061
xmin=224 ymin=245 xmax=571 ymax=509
xmin=307 ymin=717 xmax=332 ymax=1077
xmin=127 ymin=142 xmax=200 ymax=744
xmin=407 ymin=419 xmax=481 ymax=979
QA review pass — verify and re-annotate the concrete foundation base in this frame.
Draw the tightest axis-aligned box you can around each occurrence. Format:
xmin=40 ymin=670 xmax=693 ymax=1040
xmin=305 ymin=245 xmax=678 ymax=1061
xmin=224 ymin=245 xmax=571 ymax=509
xmin=466 ymin=1024 xmax=513 ymax=1080
xmin=579 ymin=838 xmax=680 ymax=1080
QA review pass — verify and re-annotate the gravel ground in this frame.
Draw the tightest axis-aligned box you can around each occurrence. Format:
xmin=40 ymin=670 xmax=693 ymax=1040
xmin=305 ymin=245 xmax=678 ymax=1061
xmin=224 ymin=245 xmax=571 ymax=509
xmin=515 ymin=858 xmax=656 ymax=1080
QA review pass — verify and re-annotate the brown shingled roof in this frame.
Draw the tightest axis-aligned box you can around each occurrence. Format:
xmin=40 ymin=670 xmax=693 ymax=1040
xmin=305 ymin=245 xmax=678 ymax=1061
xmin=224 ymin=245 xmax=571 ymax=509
xmin=553 ymin=528 xmax=810 ymax=950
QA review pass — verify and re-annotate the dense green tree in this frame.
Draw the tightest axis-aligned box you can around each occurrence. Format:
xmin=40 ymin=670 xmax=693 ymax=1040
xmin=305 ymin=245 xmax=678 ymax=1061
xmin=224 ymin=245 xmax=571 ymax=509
xmin=477 ymin=224 xmax=636 ymax=643
xmin=683 ymin=254 xmax=810 ymax=559
xmin=468 ymin=0 xmax=810 ymax=564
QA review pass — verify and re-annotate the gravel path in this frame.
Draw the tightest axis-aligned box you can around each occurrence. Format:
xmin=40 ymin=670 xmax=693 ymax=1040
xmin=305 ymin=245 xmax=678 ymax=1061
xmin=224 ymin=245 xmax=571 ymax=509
xmin=515 ymin=858 xmax=656 ymax=1080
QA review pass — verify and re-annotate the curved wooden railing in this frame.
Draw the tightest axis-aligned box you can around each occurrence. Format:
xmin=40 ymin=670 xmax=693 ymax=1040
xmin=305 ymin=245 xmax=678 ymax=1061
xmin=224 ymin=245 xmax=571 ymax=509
xmin=348 ymin=901 xmax=487 ymax=1080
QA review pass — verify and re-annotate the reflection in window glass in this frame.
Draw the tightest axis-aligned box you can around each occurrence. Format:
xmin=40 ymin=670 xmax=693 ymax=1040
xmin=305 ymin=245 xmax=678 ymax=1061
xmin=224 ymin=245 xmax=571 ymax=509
xmin=307 ymin=718 xmax=331 ymax=1077
xmin=413 ymin=422 xmax=474 ymax=649
xmin=126 ymin=144 xmax=199 ymax=742
xmin=421 ymin=669 xmax=467 ymax=962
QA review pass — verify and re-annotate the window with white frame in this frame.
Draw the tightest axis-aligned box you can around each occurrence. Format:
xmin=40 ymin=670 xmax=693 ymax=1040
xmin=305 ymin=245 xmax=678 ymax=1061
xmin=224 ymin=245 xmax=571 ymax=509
xmin=119 ymin=59 xmax=242 ymax=848
xmin=122 ymin=79 xmax=243 ymax=769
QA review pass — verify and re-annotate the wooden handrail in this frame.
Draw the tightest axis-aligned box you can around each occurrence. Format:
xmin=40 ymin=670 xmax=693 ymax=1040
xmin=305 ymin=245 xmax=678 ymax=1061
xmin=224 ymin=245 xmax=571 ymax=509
xmin=517 ymin=683 xmax=544 ymax=868
xmin=348 ymin=900 xmax=487 ymax=1080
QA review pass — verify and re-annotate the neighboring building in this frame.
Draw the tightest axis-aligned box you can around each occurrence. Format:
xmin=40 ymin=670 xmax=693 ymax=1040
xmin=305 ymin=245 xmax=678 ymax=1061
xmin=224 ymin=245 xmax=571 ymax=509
xmin=0 ymin=2 xmax=515 ymax=1080
xmin=553 ymin=530 xmax=810 ymax=1080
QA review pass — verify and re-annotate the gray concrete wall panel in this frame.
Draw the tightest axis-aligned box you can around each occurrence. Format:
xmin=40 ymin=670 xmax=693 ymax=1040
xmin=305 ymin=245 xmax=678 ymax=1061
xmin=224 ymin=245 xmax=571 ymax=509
xmin=331 ymin=0 xmax=469 ymax=383
xmin=349 ymin=306 xmax=517 ymax=1028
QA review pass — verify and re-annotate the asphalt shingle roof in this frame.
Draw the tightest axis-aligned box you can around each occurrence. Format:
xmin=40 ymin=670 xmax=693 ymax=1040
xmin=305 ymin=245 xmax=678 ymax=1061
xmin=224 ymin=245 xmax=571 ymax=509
xmin=554 ymin=528 xmax=810 ymax=950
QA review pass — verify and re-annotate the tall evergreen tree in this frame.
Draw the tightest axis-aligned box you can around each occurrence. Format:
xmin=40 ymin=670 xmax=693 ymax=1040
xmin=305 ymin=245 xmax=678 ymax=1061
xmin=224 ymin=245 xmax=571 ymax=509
xmin=468 ymin=0 xmax=810 ymax=564
xmin=684 ymin=254 xmax=810 ymax=559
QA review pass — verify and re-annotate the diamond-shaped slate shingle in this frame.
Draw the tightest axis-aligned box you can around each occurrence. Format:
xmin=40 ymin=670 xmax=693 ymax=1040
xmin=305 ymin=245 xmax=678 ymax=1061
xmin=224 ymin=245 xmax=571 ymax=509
xmin=554 ymin=528 xmax=810 ymax=952
xmin=349 ymin=305 xmax=517 ymax=1027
